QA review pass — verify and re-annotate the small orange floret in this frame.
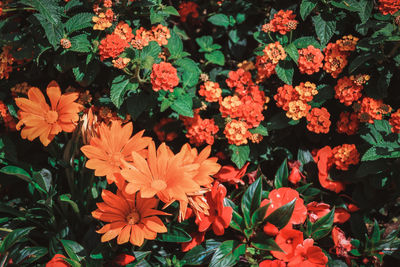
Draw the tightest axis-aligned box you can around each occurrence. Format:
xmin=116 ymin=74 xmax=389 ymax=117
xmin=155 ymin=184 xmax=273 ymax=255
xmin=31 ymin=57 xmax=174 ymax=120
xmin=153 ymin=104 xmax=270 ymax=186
xmin=298 ymin=45 xmax=324 ymax=75
xmin=199 ymin=81 xmax=222 ymax=103
xmin=223 ymin=119 xmax=250 ymax=146
xmin=332 ymin=144 xmax=360 ymax=171
xmin=150 ymin=62 xmax=179 ymax=92
xmin=306 ymin=107 xmax=331 ymax=134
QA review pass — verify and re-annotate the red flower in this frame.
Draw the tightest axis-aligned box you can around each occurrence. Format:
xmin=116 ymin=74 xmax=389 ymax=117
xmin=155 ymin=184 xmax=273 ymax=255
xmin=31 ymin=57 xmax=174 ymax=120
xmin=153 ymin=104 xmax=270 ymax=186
xmin=181 ymin=231 xmax=205 ymax=252
xmin=46 ymin=254 xmax=70 ymax=267
xmin=307 ymin=202 xmax=331 ymax=223
xmin=314 ymin=146 xmax=345 ymax=193
xmin=334 ymin=207 xmax=351 ymax=224
xmin=332 ymin=144 xmax=360 ymax=171
xmin=214 ymin=162 xmax=249 ymax=186
xmin=332 ymin=226 xmax=353 ymax=262
xmin=389 ymin=108 xmax=400 ymax=133
xmin=334 ymin=77 xmax=363 ymax=106
xmin=336 ymin=112 xmax=359 ymax=135
xmin=113 ymin=254 xmax=135 ymax=266
xmin=262 ymin=187 xmax=307 ymax=226
xmin=195 ymin=182 xmax=233 ymax=235
xmin=263 ymin=222 xmax=279 ymax=236
xmin=288 ymin=161 xmax=304 ymax=184
xmin=150 ymin=62 xmax=179 ymax=92
xmin=298 ymin=45 xmax=324 ymax=75
xmin=378 ymin=0 xmax=400 ymax=15
xmin=287 ymin=238 xmax=328 ymax=267
xmin=306 ymin=107 xmax=331 ymax=134
xmin=271 ymin=228 xmax=304 ymax=261
xmin=259 ymin=259 xmax=286 ymax=267
xmin=99 ymin=33 xmax=129 ymax=61
xmin=178 ymin=2 xmax=199 ymax=22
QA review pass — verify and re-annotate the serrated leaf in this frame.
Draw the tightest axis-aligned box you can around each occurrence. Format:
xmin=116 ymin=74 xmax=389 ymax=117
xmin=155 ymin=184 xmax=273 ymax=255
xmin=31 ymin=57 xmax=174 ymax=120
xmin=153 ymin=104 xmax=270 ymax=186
xmin=249 ymin=124 xmax=268 ymax=136
xmin=171 ymin=94 xmax=193 ymax=117
xmin=208 ymin=14 xmax=230 ymax=28
xmin=196 ymin=35 xmax=214 ymax=52
xmin=293 ymin=36 xmax=322 ymax=49
xmin=285 ymin=43 xmax=299 ymax=64
xmin=312 ymin=14 xmax=336 ymax=46
xmin=21 ymin=0 xmax=61 ymax=25
xmin=300 ymin=0 xmax=317 ymax=20
xmin=65 ymin=13 xmax=93 ymax=33
xmin=241 ymin=177 xmax=262 ymax=228
xmin=275 ymin=60 xmax=294 ymax=85
xmin=205 ymin=50 xmax=225 ymax=66
xmin=34 ymin=13 xmax=64 ymax=49
xmin=69 ymin=34 xmax=91 ymax=53
xmin=110 ymin=75 xmax=138 ymax=109
xmin=229 ymin=144 xmax=250 ymax=169
xmin=176 ymin=58 xmax=200 ymax=88
xmin=209 ymin=240 xmax=245 ymax=267
xmin=166 ymin=30 xmax=183 ymax=59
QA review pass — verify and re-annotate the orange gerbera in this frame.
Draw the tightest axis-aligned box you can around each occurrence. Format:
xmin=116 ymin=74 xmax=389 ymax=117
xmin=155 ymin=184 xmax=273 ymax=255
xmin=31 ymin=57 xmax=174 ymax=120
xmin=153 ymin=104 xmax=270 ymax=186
xmin=121 ymin=141 xmax=201 ymax=204
xmin=81 ymin=120 xmax=151 ymax=184
xmin=92 ymin=187 xmax=169 ymax=246
xmin=15 ymin=81 xmax=82 ymax=146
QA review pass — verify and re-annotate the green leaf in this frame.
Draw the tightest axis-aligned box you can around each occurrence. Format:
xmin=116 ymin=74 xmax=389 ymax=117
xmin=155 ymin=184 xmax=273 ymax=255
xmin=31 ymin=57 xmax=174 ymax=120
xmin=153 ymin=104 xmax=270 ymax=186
xmin=175 ymin=58 xmax=200 ymax=88
xmin=0 ymin=227 xmax=34 ymax=254
xmin=65 ymin=12 xmax=93 ymax=33
xmin=275 ymin=60 xmax=294 ymax=85
xmin=59 ymin=194 xmax=80 ymax=214
xmin=34 ymin=13 xmax=64 ymax=49
xmin=60 ymin=239 xmax=84 ymax=262
xmin=166 ymin=30 xmax=183 ymax=59
xmin=251 ymin=234 xmax=283 ymax=252
xmin=15 ymin=247 xmax=48 ymax=264
xmin=0 ymin=166 xmax=31 ymax=182
xmin=229 ymin=144 xmax=250 ymax=169
xmin=209 ymin=240 xmax=246 ymax=267
xmin=249 ymin=124 xmax=268 ymax=136
xmin=171 ymin=94 xmax=193 ymax=117
xmin=196 ymin=36 xmax=214 ymax=52
xmin=205 ymin=50 xmax=225 ymax=66
xmin=311 ymin=84 xmax=334 ymax=107
xmin=156 ymin=224 xmax=191 ymax=242
xmin=293 ymin=36 xmax=322 ymax=49
xmin=371 ymin=219 xmax=381 ymax=243
xmin=208 ymin=14 xmax=230 ymax=28
xmin=348 ymin=53 xmax=374 ymax=73
xmin=241 ymin=177 xmax=262 ymax=228
xmin=251 ymin=203 xmax=270 ymax=226
xmin=32 ymin=169 xmax=52 ymax=193
xmin=182 ymin=240 xmax=221 ymax=266
xmin=224 ymin=198 xmax=245 ymax=231
xmin=265 ymin=198 xmax=296 ymax=229
xmin=300 ymin=0 xmax=317 ymax=20
xmin=285 ymin=43 xmax=299 ymax=64
xmin=72 ymin=60 xmax=99 ymax=87
xmin=126 ymin=91 xmax=152 ymax=120
xmin=110 ymin=75 xmax=138 ymax=109
xmin=312 ymin=14 xmax=336 ymax=46
xmin=297 ymin=149 xmax=314 ymax=166
xmin=358 ymin=0 xmax=373 ymax=24
xmin=21 ymin=0 xmax=61 ymax=25
xmin=274 ymin=159 xmax=288 ymax=189
xmin=311 ymin=208 xmax=334 ymax=240
xmin=69 ymin=34 xmax=91 ymax=53
xmin=163 ymin=6 xmax=179 ymax=16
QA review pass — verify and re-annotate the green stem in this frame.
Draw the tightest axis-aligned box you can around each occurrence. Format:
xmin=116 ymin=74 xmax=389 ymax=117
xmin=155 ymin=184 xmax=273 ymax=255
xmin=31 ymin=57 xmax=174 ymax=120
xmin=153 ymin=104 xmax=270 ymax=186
xmin=3 ymin=7 xmax=35 ymax=12
xmin=0 ymin=228 xmax=12 ymax=232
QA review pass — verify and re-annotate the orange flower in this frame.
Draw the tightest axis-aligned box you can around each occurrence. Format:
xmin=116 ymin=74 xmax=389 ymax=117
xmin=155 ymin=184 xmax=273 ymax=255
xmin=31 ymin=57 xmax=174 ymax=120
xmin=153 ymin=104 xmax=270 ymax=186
xmin=332 ymin=144 xmax=360 ymax=171
xmin=150 ymin=62 xmax=179 ymax=92
xmin=98 ymin=33 xmax=129 ymax=61
xmin=274 ymin=85 xmax=299 ymax=111
xmin=323 ymin=43 xmax=348 ymax=78
xmin=46 ymin=254 xmax=70 ymax=267
xmin=336 ymin=112 xmax=359 ymax=135
xmin=226 ymin=68 xmax=253 ymax=96
xmin=263 ymin=42 xmax=287 ymax=64
xmin=219 ymin=95 xmax=242 ymax=118
xmin=92 ymin=188 xmax=169 ymax=246
xmin=354 ymin=97 xmax=392 ymax=123
xmin=15 ymin=81 xmax=82 ymax=146
xmin=334 ymin=77 xmax=363 ymax=106
xmin=263 ymin=10 xmax=298 ymax=35
xmin=121 ymin=141 xmax=201 ymax=204
xmin=151 ymin=24 xmax=171 ymax=46
xmin=389 ymin=108 xmax=400 ymax=133
xmin=295 ymin=82 xmax=318 ymax=102
xmin=223 ymin=119 xmax=251 ymax=146
xmin=114 ymin=21 xmax=134 ymax=42
xmin=262 ymin=187 xmax=307 ymax=226
xmin=306 ymin=107 xmax=331 ymax=134
xmin=336 ymin=35 xmax=359 ymax=52
xmin=0 ymin=46 xmax=14 ymax=80
xmin=81 ymin=120 xmax=151 ymax=184
xmin=185 ymin=115 xmax=219 ymax=146
xmin=298 ymin=45 xmax=324 ymax=75
xmin=378 ymin=0 xmax=400 ymax=15
xmin=131 ymin=27 xmax=153 ymax=49
xmin=286 ymin=100 xmax=310 ymax=121
xmin=271 ymin=228 xmax=304 ymax=261
xmin=199 ymin=81 xmax=222 ymax=102
xmin=256 ymin=55 xmax=276 ymax=82
xmin=60 ymin=38 xmax=71 ymax=49
xmin=259 ymin=259 xmax=286 ymax=267
xmin=287 ymin=239 xmax=328 ymax=267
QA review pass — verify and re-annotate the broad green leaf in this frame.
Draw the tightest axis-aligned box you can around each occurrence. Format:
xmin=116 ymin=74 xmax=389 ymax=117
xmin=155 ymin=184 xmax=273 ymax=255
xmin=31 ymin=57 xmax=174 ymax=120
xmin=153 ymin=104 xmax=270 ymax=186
xmin=249 ymin=124 xmax=268 ymax=136
xmin=224 ymin=198 xmax=245 ymax=231
xmin=156 ymin=224 xmax=191 ymax=242
xmin=208 ymin=14 xmax=230 ymax=28
xmin=348 ymin=53 xmax=374 ymax=73
xmin=59 ymin=194 xmax=80 ymax=214
xmin=274 ymin=159 xmax=288 ymax=189
xmin=163 ymin=6 xmax=179 ymax=16
xmin=0 ymin=166 xmax=31 ymax=182
xmin=21 ymin=0 xmax=61 ymax=24
xmin=311 ymin=208 xmax=335 ymax=240
xmin=0 ymin=227 xmax=34 ymax=253
xmin=175 ymin=58 xmax=200 ymax=88
xmin=60 ymin=239 xmax=84 ymax=262
xmin=265 ymin=198 xmax=296 ymax=229
xmin=65 ymin=13 xmax=93 ymax=33
xmin=166 ymin=30 xmax=183 ymax=59
xmin=34 ymin=13 xmax=64 ymax=49
xmin=182 ymin=240 xmax=221 ymax=266
xmin=358 ymin=0 xmax=373 ymax=24
xmin=69 ymin=34 xmax=91 ymax=53
xmin=209 ymin=240 xmax=246 ymax=267
xmin=126 ymin=91 xmax=152 ymax=120
xmin=196 ymin=36 xmax=214 ymax=52
xmin=241 ymin=177 xmax=262 ymax=228
xmin=285 ymin=43 xmax=299 ymax=64
xmin=251 ymin=234 xmax=283 ymax=251
xmin=300 ymin=0 xmax=317 ymax=20
xmin=229 ymin=144 xmax=250 ymax=169
xmin=171 ymin=94 xmax=193 ymax=117
xmin=311 ymin=84 xmax=334 ymax=107
xmin=312 ymin=14 xmax=336 ymax=46
xmin=15 ymin=247 xmax=48 ymax=264
xmin=275 ymin=60 xmax=294 ymax=85
xmin=110 ymin=75 xmax=138 ymax=109
xmin=72 ymin=61 xmax=100 ymax=87
xmin=293 ymin=36 xmax=322 ymax=49
xmin=205 ymin=50 xmax=225 ymax=66
xmin=251 ymin=203 xmax=270 ymax=226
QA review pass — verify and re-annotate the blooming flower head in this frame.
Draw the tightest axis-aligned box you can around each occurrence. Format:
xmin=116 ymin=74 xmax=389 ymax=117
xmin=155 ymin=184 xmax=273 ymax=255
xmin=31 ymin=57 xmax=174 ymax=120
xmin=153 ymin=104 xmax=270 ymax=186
xmin=332 ymin=144 xmax=360 ymax=171
xmin=336 ymin=35 xmax=359 ymax=52
xmin=286 ymin=100 xmax=310 ymax=121
xmin=92 ymin=187 xmax=169 ymax=246
xmin=271 ymin=228 xmax=304 ymax=261
xmin=151 ymin=24 xmax=170 ymax=46
xmin=219 ymin=95 xmax=242 ymax=118
xmin=46 ymin=254 xmax=69 ymax=267
xmin=350 ymin=73 xmax=370 ymax=86
xmin=223 ymin=119 xmax=251 ymax=145
xmin=378 ymin=0 xmax=400 ymax=15
xmin=306 ymin=107 xmax=331 ymax=134
xmin=60 ymin=38 xmax=71 ymax=49
xmin=354 ymin=97 xmax=392 ymax=123
xmin=295 ymin=82 xmax=318 ymax=102
xmin=226 ymin=68 xmax=253 ymax=96
xmin=114 ymin=21 xmax=134 ymax=42
xmin=389 ymin=108 xmax=400 ymax=133
xmin=131 ymin=27 xmax=153 ymax=50
xmin=256 ymin=55 xmax=276 ymax=82
xmin=298 ymin=45 xmax=324 ymax=75
xmin=274 ymin=84 xmax=299 ymax=111
xmin=178 ymin=2 xmax=199 ymax=22
xmin=92 ymin=12 xmax=113 ymax=31
xmin=81 ymin=120 xmax=151 ymax=184
xmin=259 ymin=259 xmax=286 ymax=267
xmin=214 ymin=162 xmax=250 ymax=186
xmin=265 ymin=10 xmax=298 ymax=35
xmin=150 ymin=62 xmax=179 ymax=92
xmin=336 ymin=112 xmax=359 ymax=135
xmin=99 ymin=33 xmax=129 ymax=61
xmin=262 ymin=187 xmax=307 ymax=226
xmin=323 ymin=43 xmax=349 ymax=78
xmin=0 ymin=46 xmax=14 ymax=80
xmin=195 ymin=182 xmax=233 ymax=235
xmin=334 ymin=77 xmax=363 ymax=106
xmin=185 ymin=115 xmax=219 ymax=146
xmin=287 ymin=239 xmax=328 ymax=267
xmin=15 ymin=81 xmax=82 ymax=146
xmin=263 ymin=42 xmax=287 ymax=64
xmin=199 ymin=81 xmax=222 ymax=102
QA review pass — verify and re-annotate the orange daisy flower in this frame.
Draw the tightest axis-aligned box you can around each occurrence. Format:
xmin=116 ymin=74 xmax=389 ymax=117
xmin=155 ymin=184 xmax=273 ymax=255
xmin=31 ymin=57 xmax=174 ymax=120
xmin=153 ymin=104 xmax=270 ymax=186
xmin=15 ymin=81 xmax=82 ymax=146
xmin=121 ymin=141 xmax=201 ymax=205
xmin=92 ymin=187 xmax=169 ymax=246
xmin=81 ymin=120 xmax=151 ymax=184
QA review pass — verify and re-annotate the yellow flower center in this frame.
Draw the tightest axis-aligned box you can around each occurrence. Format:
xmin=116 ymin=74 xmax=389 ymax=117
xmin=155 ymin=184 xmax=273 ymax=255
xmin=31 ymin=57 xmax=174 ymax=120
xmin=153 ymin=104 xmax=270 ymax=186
xmin=45 ymin=110 xmax=58 ymax=124
xmin=126 ymin=211 xmax=140 ymax=225
xmin=151 ymin=179 xmax=167 ymax=191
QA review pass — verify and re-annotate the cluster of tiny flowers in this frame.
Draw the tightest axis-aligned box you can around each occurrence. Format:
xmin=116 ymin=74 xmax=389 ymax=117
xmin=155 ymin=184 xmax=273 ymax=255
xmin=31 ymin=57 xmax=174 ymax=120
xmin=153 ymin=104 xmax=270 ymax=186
xmin=178 ymin=1 xmax=199 ymax=22
xmin=112 ymin=57 xmax=130 ymax=69
xmin=150 ymin=62 xmax=179 ymax=92
xmin=336 ymin=112 xmax=359 ymax=135
xmin=287 ymin=100 xmax=311 ymax=121
xmin=389 ymin=109 xmax=400 ymax=133
xmin=226 ymin=68 xmax=253 ymax=96
xmin=262 ymin=10 xmax=298 ymax=35
xmin=0 ymin=46 xmax=14 ymax=80
xmin=60 ymin=38 xmax=71 ymax=49
xmin=334 ymin=76 xmax=364 ymax=106
xmin=10 ymin=82 xmax=30 ymax=97
xmin=353 ymin=97 xmax=392 ymax=123
xmin=306 ymin=107 xmax=331 ymax=134
xmin=295 ymin=82 xmax=318 ymax=102
xmin=199 ymin=81 xmax=222 ymax=102
xmin=378 ymin=0 xmax=400 ymax=15
xmin=0 ymin=100 xmax=16 ymax=131
xmin=183 ymin=114 xmax=219 ymax=146
xmin=131 ymin=25 xmax=170 ymax=49
xmin=224 ymin=119 xmax=251 ymax=145
xmin=263 ymin=42 xmax=287 ymax=64
xmin=255 ymin=54 xmax=276 ymax=82
xmin=92 ymin=0 xmax=114 ymax=31
xmin=298 ymin=45 xmax=324 ymax=75
xmin=332 ymin=144 xmax=360 ymax=171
